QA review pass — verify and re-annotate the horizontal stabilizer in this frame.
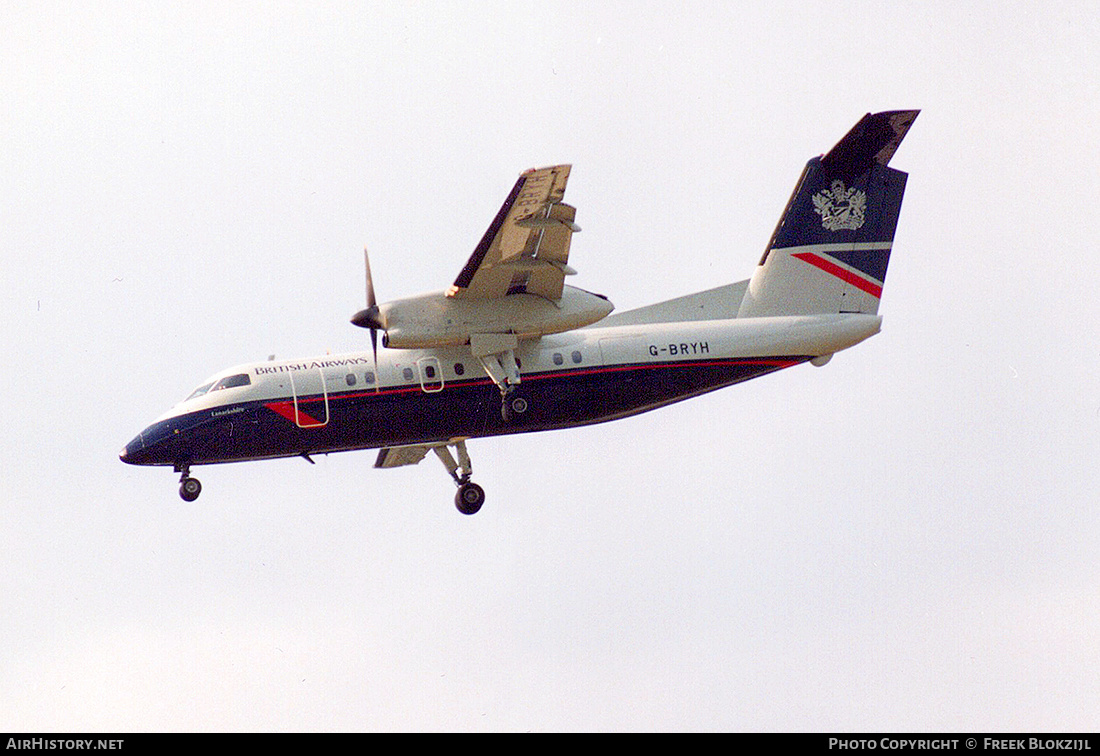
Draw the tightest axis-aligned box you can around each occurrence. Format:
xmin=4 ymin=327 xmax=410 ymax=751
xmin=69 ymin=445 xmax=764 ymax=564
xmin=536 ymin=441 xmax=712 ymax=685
xmin=591 ymin=280 xmax=749 ymax=328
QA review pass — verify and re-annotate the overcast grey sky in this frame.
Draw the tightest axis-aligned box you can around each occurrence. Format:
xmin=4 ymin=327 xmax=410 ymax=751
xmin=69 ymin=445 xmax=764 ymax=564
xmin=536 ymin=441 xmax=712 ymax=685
xmin=3 ymin=1 xmax=1099 ymax=732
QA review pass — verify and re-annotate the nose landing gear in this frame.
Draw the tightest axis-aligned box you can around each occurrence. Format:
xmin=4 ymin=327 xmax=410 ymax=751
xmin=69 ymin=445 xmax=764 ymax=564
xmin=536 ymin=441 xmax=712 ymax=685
xmin=176 ymin=464 xmax=202 ymax=502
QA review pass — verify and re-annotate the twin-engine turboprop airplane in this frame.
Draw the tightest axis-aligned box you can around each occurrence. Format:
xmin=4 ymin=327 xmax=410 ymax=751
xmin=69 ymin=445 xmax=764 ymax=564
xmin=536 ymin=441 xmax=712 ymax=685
xmin=120 ymin=110 xmax=918 ymax=514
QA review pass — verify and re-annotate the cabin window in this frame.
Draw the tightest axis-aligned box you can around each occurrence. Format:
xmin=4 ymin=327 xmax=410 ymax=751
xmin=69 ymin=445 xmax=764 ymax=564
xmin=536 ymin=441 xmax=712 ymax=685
xmin=454 ymin=362 xmax=465 ymax=376
xmin=364 ymin=371 xmax=375 ymax=384
xmin=402 ymin=367 xmax=414 ymax=381
xmin=211 ymin=373 xmax=251 ymax=391
xmin=424 ymin=365 xmax=436 ymax=379
xmin=346 ymin=373 xmax=357 ymax=387
xmin=516 ymin=358 xmax=522 ymax=369
xmin=553 ymin=353 xmax=564 ymax=366
xmin=571 ymin=350 xmax=582 ymax=364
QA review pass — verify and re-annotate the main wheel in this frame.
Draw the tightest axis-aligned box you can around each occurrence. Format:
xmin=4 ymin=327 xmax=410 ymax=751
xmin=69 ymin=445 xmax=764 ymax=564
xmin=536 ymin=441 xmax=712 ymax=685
xmin=454 ymin=482 xmax=485 ymax=515
xmin=179 ymin=476 xmax=202 ymax=502
xmin=501 ymin=393 xmax=529 ymax=422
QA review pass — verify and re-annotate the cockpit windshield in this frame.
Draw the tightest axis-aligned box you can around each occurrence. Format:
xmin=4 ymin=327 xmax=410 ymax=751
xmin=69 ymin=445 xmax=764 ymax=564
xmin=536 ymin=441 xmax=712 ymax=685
xmin=211 ymin=373 xmax=251 ymax=391
xmin=183 ymin=373 xmax=251 ymax=402
xmin=185 ymin=382 xmax=214 ymax=402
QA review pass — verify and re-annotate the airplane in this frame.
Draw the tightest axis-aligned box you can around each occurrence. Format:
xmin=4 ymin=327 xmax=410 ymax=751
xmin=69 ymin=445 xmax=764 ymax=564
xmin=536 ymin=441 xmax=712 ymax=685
xmin=120 ymin=110 xmax=918 ymax=515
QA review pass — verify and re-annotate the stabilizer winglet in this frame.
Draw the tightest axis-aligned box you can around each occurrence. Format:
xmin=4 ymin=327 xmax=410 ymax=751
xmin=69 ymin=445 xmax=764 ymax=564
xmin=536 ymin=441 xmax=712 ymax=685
xmin=820 ymin=110 xmax=919 ymax=180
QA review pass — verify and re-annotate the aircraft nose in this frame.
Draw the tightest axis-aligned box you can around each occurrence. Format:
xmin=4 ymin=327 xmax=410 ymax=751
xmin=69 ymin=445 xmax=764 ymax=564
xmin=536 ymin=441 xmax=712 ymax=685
xmin=119 ymin=434 xmax=145 ymax=465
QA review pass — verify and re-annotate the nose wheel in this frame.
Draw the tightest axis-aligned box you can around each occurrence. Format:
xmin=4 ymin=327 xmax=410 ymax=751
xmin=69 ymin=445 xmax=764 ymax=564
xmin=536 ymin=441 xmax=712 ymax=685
xmin=176 ymin=465 xmax=202 ymax=502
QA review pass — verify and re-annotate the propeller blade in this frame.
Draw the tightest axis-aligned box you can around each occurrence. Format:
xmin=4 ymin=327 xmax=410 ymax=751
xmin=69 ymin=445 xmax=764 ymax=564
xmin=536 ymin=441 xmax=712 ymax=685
xmin=350 ymin=245 xmax=384 ymax=329
xmin=361 ymin=246 xmax=381 ymax=391
xmin=363 ymin=246 xmax=376 ymax=310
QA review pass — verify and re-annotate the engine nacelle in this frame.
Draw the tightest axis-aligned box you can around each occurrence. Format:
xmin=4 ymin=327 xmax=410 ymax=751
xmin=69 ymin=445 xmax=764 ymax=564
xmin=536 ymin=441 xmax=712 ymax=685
xmin=369 ymin=285 xmax=613 ymax=349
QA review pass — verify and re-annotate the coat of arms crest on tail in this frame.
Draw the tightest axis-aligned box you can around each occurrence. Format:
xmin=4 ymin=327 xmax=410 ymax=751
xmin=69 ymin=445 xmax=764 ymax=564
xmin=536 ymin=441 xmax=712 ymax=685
xmin=812 ymin=180 xmax=867 ymax=231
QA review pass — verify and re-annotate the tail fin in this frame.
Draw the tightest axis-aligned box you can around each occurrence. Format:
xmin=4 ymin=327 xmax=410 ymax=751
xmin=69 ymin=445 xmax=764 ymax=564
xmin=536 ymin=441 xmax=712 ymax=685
xmin=737 ymin=110 xmax=918 ymax=318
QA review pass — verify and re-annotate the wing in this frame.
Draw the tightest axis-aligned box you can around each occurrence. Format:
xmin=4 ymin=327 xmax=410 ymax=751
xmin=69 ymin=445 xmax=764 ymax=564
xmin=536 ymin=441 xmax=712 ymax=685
xmin=374 ymin=444 xmax=434 ymax=469
xmin=448 ymin=165 xmax=581 ymax=300
xmin=375 ymin=441 xmax=472 ymax=483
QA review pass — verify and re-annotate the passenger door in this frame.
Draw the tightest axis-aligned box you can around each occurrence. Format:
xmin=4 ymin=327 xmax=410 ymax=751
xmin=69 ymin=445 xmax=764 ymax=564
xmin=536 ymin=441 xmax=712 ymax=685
xmin=416 ymin=356 xmax=444 ymax=393
xmin=288 ymin=368 xmax=330 ymax=428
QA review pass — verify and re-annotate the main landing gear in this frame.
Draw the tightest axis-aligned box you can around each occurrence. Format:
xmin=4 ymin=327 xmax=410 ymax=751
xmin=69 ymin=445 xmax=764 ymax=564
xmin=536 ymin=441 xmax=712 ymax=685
xmin=470 ymin=334 xmax=529 ymax=423
xmin=176 ymin=464 xmax=202 ymax=502
xmin=431 ymin=440 xmax=485 ymax=515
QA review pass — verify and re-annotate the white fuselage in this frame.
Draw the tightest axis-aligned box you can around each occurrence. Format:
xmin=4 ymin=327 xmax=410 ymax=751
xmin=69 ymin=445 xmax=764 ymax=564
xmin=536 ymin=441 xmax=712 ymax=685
xmin=156 ymin=313 xmax=881 ymax=425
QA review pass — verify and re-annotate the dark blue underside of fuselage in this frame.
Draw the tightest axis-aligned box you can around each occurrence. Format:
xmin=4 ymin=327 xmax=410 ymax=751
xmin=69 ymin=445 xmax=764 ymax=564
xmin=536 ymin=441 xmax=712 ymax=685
xmin=126 ymin=357 xmax=810 ymax=468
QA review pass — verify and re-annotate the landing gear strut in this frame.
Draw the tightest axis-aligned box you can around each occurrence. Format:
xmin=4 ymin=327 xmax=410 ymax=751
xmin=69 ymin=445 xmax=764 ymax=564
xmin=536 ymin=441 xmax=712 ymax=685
xmin=470 ymin=334 xmax=529 ymax=424
xmin=176 ymin=464 xmax=202 ymax=502
xmin=432 ymin=440 xmax=485 ymax=515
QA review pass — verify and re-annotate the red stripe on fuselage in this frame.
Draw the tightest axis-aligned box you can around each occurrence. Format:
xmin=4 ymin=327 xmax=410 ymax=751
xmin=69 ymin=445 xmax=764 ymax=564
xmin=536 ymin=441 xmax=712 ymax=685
xmin=262 ymin=357 xmax=805 ymax=424
xmin=264 ymin=400 xmax=323 ymax=425
xmin=792 ymin=252 xmax=883 ymax=298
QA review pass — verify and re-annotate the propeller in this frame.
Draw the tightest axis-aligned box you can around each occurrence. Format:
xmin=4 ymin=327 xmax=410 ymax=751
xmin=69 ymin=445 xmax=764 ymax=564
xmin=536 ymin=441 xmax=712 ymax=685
xmin=350 ymin=246 xmax=384 ymax=385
